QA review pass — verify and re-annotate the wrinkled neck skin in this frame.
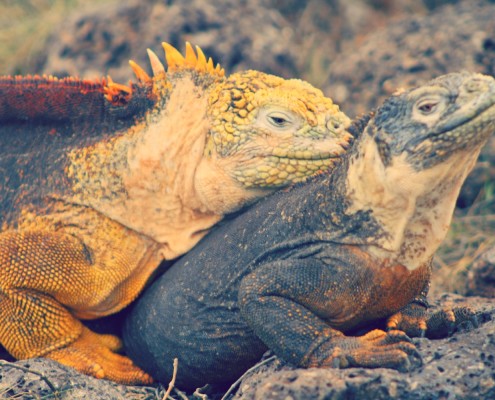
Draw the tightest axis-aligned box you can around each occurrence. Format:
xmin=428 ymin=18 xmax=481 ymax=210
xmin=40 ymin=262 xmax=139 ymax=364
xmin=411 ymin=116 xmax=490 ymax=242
xmin=194 ymin=155 xmax=269 ymax=215
xmin=343 ymin=131 xmax=481 ymax=271
xmin=68 ymin=76 xmax=256 ymax=260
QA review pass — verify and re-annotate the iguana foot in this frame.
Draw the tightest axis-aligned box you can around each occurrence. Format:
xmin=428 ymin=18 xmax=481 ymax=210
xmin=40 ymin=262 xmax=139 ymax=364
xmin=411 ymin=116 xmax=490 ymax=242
xmin=386 ymin=299 xmax=428 ymax=338
xmin=425 ymin=306 xmax=479 ymax=339
xmin=45 ymin=327 xmax=153 ymax=385
xmin=387 ymin=299 xmax=480 ymax=340
xmin=307 ymin=329 xmax=422 ymax=372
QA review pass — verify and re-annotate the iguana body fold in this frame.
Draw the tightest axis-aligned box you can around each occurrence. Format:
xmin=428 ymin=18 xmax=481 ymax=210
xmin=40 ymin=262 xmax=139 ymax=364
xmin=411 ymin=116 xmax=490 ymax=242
xmin=0 ymin=42 xmax=351 ymax=383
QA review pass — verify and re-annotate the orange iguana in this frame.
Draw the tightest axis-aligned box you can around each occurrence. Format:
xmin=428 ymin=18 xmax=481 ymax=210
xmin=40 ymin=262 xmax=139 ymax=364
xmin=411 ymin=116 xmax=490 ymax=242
xmin=0 ymin=42 xmax=351 ymax=384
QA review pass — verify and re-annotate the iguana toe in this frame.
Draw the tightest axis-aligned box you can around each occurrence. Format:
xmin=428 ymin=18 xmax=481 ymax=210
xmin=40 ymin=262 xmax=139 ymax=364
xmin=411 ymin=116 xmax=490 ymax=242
xmin=310 ymin=329 xmax=422 ymax=372
xmin=45 ymin=327 xmax=153 ymax=384
xmin=386 ymin=300 xmax=428 ymax=338
xmin=426 ymin=306 xmax=479 ymax=339
xmin=93 ymin=332 xmax=124 ymax=353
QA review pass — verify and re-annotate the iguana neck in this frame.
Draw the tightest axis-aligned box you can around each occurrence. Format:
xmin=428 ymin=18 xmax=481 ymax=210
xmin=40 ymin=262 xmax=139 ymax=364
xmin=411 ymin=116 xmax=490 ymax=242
xmin=67 ymin=76 xmax=222 ymax=259
xmin=339 ymin=131 xmax=481 ymax=270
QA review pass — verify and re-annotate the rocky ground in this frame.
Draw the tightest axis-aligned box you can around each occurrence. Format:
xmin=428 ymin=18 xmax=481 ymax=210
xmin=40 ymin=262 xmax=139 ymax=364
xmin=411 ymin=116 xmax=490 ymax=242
xmin=231 ymin=294 xmax=495 ymax=400
xmin=0 ymin=294 xmax=493 ymax=399
xmin=1 ymin=0 xmax=495 ymax=399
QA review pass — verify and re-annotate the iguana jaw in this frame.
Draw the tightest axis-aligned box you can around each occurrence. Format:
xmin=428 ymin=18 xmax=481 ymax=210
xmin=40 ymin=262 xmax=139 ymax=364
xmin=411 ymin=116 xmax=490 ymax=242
xmin=346 ymin=72 xmax=495 ymax=271
xmin=195 ymin=127 xmax=352 ymax=214
xmin=227 ymin=130 xmax=352 ymax=189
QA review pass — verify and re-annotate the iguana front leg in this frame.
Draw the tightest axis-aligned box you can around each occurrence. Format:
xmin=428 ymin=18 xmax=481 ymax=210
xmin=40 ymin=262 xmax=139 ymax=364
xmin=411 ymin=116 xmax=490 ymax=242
xmin=0 ymin=228 xmax=156 ymax=384
xmin=238 ymin=258 xmax=422 ymax=372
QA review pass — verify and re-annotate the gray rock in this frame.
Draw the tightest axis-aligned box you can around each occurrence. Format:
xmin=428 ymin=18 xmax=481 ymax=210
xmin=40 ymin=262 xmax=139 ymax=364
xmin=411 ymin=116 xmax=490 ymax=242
xmin=231 ymin=294 xmax=495 ymax=400
xmin=466 ymin=246 xmax=495 ymax=298
xmin=0 ymin=358 xmax=165 ymax=399
xmin=40 ymin=0 xmax=299 ymax=83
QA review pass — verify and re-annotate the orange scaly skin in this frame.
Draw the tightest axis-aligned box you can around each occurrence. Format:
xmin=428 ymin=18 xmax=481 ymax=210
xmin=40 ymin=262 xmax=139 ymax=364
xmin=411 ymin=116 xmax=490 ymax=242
xmin=0 ymin=43 xmax=351 ymax=384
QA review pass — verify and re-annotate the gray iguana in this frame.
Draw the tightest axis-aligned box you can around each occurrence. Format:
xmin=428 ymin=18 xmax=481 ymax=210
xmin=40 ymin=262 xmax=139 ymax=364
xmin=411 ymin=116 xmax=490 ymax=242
xmin=124 ymin=71 xmax=494 ymax=389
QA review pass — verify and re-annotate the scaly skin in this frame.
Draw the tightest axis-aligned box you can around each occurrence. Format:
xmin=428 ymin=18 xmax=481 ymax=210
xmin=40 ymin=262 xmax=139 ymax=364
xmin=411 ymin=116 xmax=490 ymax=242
xmin=124 ymin=72 xmax=494 ymax=389
xmin=0 ymin=42 xmax=351 ymax=384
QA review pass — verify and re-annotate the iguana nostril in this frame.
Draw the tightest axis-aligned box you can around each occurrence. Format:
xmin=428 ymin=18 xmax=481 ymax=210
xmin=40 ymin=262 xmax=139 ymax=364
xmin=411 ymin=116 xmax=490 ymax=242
xmin=464 ymin=77 xmax=493 ymax=93
xmin=326 ymin=119 xmax=341 ymax=132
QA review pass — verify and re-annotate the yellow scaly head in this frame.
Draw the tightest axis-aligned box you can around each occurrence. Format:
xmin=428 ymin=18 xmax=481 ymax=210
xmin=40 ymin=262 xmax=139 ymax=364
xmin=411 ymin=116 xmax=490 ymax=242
xmin=205 ymin=70 xmax=352 ymax=188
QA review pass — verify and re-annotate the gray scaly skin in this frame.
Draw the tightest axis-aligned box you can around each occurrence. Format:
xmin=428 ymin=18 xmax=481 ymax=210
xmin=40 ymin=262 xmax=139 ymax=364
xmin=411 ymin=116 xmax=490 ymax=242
xmin=124 ymin=72 xmax=495 ymax=390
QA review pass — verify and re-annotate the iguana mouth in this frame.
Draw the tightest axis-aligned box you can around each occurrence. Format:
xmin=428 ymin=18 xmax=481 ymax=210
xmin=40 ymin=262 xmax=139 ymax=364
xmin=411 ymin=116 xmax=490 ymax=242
xmin=434 ymin=91 xmax=495 ymax=136
xmin=234 ymin=152 xmax=342 ymax=188
xmin=272 ymin=153 xmax=341 ymax=161
xmin=269 ymin=141 xmax=351 ymax=161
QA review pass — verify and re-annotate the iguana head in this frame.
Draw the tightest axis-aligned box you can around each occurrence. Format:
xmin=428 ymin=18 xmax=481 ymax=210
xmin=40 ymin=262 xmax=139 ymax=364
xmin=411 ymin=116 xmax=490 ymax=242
xmin=371 ymin=72 xmax=495 ymax=170
xmin=345 ymin=72 xmax=495 ymax=270
xmin=122 ymin=43 xmax=352 ymax=213
xmin=204 ymin=70 xmax=351 ymax=188
xmin=349 ymin=71 xmax=495 ymax=212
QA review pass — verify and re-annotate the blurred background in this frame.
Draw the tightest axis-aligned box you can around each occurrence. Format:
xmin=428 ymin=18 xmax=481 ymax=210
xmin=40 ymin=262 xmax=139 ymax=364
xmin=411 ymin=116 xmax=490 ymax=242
xmin=1 ymin=0 xmax=495 ymax=296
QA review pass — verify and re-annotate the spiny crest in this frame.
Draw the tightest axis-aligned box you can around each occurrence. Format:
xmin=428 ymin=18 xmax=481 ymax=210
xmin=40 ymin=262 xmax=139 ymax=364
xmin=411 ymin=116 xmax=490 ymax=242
xmin=103 ymin=42 xmax=225 ymax=105
xmin=160 ymin=42 xmax=224 ymax=77
xmin=0 ymin=74 xmax=133 ymax=110
xmin=103 ymin=75 xmax=133 ymax=106
xmin=0 ymin=74 xmax=104 ymax=90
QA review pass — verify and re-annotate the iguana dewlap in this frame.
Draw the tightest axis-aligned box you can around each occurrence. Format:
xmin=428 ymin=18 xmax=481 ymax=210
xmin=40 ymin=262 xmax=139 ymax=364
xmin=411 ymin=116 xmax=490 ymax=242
xmin=0 ymin=42 xmax=351 ymax=383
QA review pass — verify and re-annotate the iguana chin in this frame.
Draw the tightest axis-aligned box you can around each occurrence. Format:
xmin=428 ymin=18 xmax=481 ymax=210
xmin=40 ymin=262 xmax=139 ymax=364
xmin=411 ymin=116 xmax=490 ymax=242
xmin=123 ymin=72 xmax=495 ymax=390
xmin=0 ymin=42 xmax=351 ymax=383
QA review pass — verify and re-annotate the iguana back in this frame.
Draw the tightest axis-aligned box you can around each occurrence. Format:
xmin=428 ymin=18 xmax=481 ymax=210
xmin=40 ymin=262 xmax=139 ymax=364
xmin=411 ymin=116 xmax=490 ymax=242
xmin=0 ymin=76 xmax=153 ymax=227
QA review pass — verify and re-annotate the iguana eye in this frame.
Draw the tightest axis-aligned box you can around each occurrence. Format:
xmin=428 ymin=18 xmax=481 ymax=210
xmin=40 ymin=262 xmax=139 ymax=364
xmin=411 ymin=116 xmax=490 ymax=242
xmin=417 ymin=101 xmax=438 ymax=114
xmin=270 ymin=116 xmax=288 ymax=126
xmin=412 ymin=93 xmax=448 ymax=124
xmin=415 ymin=93 xmax=446 ymax=115
xmin=266 ymin=112 xmax=293 ymax=128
